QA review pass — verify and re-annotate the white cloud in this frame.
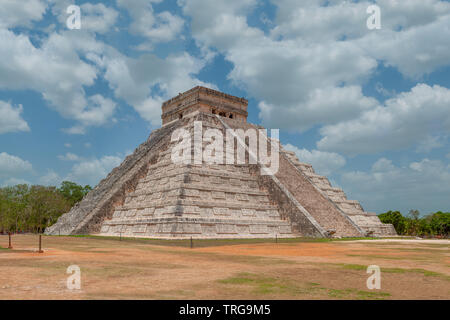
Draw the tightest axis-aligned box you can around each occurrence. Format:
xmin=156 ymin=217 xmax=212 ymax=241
xmin=317 ymin=84 xmax=450 ymax=155
xmin=80 ymin=3 xmax=119 ymax=34
xmin=1 ymin=178 xmax=31 ymax=187
xmin=0 ymin=0 xmax=47 ymax=28
xmin=39 ymin=170 xmax=61 ymax=186
xmin=0 ymin=28 xmax=118 ymax=134
xmin=357 ymin=12 xmax=450 ymax=78
xmin=0 ymin=101 xmax=30 ymax=134
xmin=58 ymin=153 xmax=81 ymax=161
xmin=416 ymin=135 xmax=445 ymax=153
xmin=117 ymin=0 xmax=184 ymax=43
xmin=180 ymin=0 xmax=378 ymax=131
xmin=104 ymin=52 xmax=214 ymax=126
xmin=180 ymin=0 xmax=450 ymax=134
xmin=0 ymin=152 xmax=33 ymax=178
xmin=340 ymin=157 xmax=450 ymax=213
xmin=66 ymin=155 xmax=122 ymax=186
xmin=283 ymin=144 xmax=346 ymax=176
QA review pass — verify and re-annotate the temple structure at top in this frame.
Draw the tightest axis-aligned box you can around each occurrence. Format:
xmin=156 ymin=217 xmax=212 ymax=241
xmin=161 ymin=86 xmax=248 ymax=124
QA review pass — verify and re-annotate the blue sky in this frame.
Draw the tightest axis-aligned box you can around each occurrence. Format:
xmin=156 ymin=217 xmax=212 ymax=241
xmin=0 ymin=0 xmax=449 ymax=215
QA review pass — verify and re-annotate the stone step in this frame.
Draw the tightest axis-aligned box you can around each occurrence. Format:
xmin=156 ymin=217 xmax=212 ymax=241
xmin=110 ymin=206 xmax=282 ymax=221
xmin=104 ymin=216 xmax=289 ymax=226
xmin=129 ymin=182 xmax=267 ymax=198
xmin=116 ymin=199 xmax=279 ymax=212
xmin=140 ymin=166 xmax=257 ymax=184
xmin=124 ymin=191 xmax=272 ymax=207
xmin=99 ymin=216 xmax=295 ymax=239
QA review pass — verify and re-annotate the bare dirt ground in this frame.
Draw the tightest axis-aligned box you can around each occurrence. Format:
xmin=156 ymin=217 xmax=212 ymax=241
xmin=0 ymin=235 xmax=448 ymax=300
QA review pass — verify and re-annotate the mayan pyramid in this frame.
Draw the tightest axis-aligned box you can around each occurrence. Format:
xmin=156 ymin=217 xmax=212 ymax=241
xmin=46 ymin=86 xmax=396 ymax=238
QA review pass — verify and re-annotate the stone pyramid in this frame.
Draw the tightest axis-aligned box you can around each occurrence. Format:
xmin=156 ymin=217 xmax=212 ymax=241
xmin=46 ymin=87 xmax=396 ymax=238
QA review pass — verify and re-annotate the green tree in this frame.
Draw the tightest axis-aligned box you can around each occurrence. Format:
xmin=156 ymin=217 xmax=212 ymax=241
xmin=405 ymin=209 xmax=421 ymax=236
xmin=378 ymin=211 xmax=406 ymax=234
xmin=0 ymin=184 xmax=72 ymax=233
xmin=428 ymin=211 xmax=450 ymax=236
xmin=58 ymin=181 xmax=92 ymax=206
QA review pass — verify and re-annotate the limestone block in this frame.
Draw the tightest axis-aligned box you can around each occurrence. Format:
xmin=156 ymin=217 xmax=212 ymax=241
xmin=213 ymin=207 xmax=230 ymax=216
xmin=146 ymin=224 xmax=157 ymax=235
xmin=157 ymin=223 xmax=173 ymax=233
xmin=236 ymin=193 xmax=249 ymax=201
xmin=230 ymin=179 xmax=241 ymax=186
xmin=185 ymin=189 xmax=200 ymax=197
xmin=248 ymin=181 xmax=258 ymax=188
xmin=212 ymin=191 xmax=226 ymax=199
xmin=279 ymin=225 xmax=292 ymax=234
xmin=141 ymin=207 xmax=155 ymax=216
xmin=236 ymin=225 xmax=250 ymax=234
xmin=183 ymin=205 xmax=200 ymax=215
xmin=242 ymin=208 xmax=255 ymax=217
xmin=126 ymin=209 xmax=137 ymax=218
xmin=201 ymin=224 xmax=216 ymax=236
xmin=133 ymin=224 xmax=147 ymax=234
xmin=217 ymin=224 xmax=237 ymax=234
xmin=113 ymin=211 xmax=123 ymax=219
xmin=225 ymin=193 xmax=235 ymax=201
xmin=210 ymin=176 xmax=222 ymax=184
xmin=154 ymin=207 xmax=166 ymax=216
xmin=151 ymin=192 xmax=162 ymax=200
xmin=249 ymin=225 xmax=268 ymax=234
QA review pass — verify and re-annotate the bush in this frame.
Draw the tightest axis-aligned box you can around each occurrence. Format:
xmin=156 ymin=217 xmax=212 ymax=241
xmin=0 ymin=181 xmax=91 ymax=233
xmin=378 ymin=210 xmax=449 ymax=237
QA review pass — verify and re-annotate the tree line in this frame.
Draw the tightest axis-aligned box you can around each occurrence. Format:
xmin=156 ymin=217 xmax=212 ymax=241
xmin=1 ymin=181 xmax=448 ymax=238
xmin=0 ymin=181 xmax=91 ymax=234
xmin=379 ymin=210 xmax=449 ymax=237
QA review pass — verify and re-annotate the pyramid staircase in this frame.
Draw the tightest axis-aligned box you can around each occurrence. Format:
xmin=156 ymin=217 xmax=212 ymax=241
xmin=280 ymin=149 xmax=396 ymax=236
xmin=98 ymin=113 xmax=294 ymax=239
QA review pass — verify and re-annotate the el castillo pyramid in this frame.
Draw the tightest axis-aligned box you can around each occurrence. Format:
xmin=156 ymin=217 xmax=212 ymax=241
xmin=46 ymin=86 xmax=396 ymax=239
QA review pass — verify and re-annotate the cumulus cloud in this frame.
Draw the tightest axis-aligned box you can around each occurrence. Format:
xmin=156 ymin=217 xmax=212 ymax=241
xmin=39 ymin=170 xmax=62 ymax=186
xmin=180 ymin=0 xmax=450 ymax=134
xmin=58 ymin=153 xmax=81 ymax=161
xmin=317 ymin=84 xmax=450 ymax=155
xmin=180 ymin=0 xmax=378 ymax=131
xmin=0 ymin=152 xmax=33 ymax=178
xmin=0 ymin=0 xmax=47 ymax=28
xmin=104 ymin=52 xmax=214 ymax=125
xmin=283 ymin=144 xmax=346 ymax=176
xmin=0 ymin=28 xmax=118 ymax=134
xmin=1 ymin=178 xmax=32 ymax=187
xmin=66 ymin=155 xmax=122 ymax=186
xmin=0 ymin=101 xmax=30 ymax=134
xmin=340 ymin=157 xmax=450 ymax=213
xmin=80 ymin=3 xmax=119 ymax=34
xmin=117 ymin=0 xmax=184 ymax=43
